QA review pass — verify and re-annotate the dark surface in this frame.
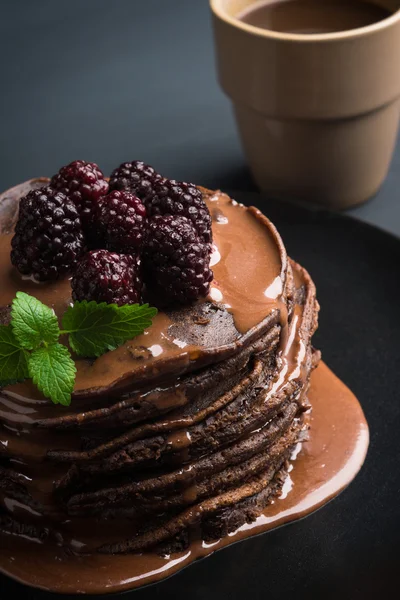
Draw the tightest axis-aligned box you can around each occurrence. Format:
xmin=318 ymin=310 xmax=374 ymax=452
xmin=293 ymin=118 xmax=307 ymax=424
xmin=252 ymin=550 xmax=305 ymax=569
xmin=1 ymin=192 xmax=399 ymax=599
xmin=1 ymin=0 xmax=400 ymax=234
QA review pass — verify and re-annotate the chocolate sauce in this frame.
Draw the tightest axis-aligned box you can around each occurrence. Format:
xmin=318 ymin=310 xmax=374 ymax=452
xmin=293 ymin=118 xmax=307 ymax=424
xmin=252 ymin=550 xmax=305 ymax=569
xmin=0 ymin=362 xmax=368 ymax=594
xmin=205 ymin=192 xmax=286 ymax=333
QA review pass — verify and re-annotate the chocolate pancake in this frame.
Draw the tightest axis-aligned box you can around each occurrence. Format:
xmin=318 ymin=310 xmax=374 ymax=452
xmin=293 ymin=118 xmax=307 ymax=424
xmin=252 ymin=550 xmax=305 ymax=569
xmin=0 ymin=180 xmax=319 ymax=563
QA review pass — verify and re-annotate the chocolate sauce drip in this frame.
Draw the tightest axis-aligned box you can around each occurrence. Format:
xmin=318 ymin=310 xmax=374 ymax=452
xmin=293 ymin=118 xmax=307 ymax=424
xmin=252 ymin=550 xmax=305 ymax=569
xmin=0 ymin=181 xmax=368 ymax=594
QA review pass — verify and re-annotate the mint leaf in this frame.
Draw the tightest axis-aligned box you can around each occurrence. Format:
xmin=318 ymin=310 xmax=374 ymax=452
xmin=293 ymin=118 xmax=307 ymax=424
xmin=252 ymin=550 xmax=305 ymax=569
xmin=1 ymin=291 xmax=158 ymax=403
xmin=0 ymin=325 xmax=29 ymax=386
xmin=11 ymin=291 xmax=59 ymax=349
xmin=28 ymin=343 xmax=76 ymax=406
xmin=62 ymin=301 xmax=158 ymax=357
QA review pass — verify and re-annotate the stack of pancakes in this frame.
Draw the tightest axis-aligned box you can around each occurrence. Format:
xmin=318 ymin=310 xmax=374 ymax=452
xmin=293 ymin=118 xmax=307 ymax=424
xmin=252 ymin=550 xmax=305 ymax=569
xmin=0 ymin=182 xmax=320 ymax=555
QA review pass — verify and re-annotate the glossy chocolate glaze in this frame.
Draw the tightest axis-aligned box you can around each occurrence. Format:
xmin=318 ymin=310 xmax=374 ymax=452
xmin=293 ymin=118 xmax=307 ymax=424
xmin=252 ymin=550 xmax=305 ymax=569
xmin=0 ymin=180 xmax=369 ymax=594
xmin=0 ymin=182 xmax=286 ymax=400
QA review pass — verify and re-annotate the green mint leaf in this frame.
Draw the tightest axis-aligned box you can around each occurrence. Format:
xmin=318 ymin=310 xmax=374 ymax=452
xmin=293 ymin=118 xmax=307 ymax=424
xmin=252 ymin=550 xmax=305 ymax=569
xmin=62 ymin=301 xmax=158 ymax=358
xmin=28 ymin=343 xmax=76 ymax=406
xmin=11 ymin=291 xmax=60 ymax=349
xmin=0 ymin=325 xmax=29 ymax=386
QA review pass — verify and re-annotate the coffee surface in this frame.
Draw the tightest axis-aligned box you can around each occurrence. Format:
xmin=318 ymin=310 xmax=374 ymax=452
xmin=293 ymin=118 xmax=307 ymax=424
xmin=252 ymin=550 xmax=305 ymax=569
xmin=239 ymin=0 xmax=392 ymax=34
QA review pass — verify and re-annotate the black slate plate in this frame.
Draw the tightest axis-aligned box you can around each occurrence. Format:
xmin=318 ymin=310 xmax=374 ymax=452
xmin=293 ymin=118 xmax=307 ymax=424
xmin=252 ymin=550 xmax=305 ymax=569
xmin=1 ymin=192 xmax=399 ymax=600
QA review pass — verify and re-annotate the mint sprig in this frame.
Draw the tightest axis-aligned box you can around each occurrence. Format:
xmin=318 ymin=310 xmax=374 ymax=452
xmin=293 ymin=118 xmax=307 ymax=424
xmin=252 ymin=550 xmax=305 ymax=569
xmin=0 ymin=325 xmax=29 ymax=385
xmin=11 ymin=292 xmax=59 ymax=348
xmin=62 ymin=301 xmax=157 ymax=358
xmin=0 ymin=293 xmax=157 ymax=406
xmin=29 ymin=343 xmax=76 ymax=407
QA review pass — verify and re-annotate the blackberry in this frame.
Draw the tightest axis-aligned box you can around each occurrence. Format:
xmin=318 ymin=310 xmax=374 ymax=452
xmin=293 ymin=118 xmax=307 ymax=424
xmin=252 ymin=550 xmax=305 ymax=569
xmin=11 ymin=187 xmax=85 ymax=282
xmin=143 ymin=215 xmax=213 ymax=306
xmin=109 ymin=161 xmax=163 ymax=204
xmin=51 ymin=160 xmax=108 ymax=236
xmin=97 ymin=190 xmax=147 ymax=253
xmin=147 ymin=179 xmax=212 ymax=244
xmin=72 ymin=250 xmax=142 ymax=306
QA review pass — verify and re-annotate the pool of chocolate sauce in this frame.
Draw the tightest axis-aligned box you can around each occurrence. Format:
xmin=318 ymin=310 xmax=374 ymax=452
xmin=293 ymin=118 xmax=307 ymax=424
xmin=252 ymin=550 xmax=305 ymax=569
xmin=0 ymin=362 xmax=368 ymax=594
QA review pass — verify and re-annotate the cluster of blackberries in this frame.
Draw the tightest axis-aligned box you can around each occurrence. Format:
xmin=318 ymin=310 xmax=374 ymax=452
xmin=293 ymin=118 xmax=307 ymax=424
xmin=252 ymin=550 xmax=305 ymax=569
xmin=11 ymin=160 xmax=213 ymax=306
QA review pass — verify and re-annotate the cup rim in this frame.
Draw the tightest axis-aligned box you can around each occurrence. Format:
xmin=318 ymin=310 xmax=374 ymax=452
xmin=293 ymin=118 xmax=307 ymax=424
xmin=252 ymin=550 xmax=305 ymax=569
xmin=210 ymin=0 xmax=400 ymax=42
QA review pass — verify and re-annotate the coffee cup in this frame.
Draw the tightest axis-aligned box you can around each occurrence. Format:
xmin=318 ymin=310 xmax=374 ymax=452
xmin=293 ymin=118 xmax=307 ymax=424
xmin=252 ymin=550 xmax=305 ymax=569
xmin=210 ymin=0 xmax=400 ymax=209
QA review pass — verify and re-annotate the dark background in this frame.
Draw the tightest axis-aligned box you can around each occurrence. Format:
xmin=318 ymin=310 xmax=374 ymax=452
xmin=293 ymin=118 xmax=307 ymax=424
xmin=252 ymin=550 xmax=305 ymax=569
xmin=0 ymin=1 xmax=400 ymax=598
xmin=1 ymin=0 xmax=400 ymax=234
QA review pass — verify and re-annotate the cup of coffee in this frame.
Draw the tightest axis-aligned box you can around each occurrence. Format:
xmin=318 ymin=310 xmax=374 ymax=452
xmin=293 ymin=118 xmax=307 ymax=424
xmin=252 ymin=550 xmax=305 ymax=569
xmin=210 ymin=0 xmax=400 ymax=208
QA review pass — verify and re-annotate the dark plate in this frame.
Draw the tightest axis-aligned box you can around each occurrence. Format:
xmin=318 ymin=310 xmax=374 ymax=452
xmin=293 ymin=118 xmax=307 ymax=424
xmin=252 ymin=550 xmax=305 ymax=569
xmin=1 ymin=192 xmax=399 ymax=600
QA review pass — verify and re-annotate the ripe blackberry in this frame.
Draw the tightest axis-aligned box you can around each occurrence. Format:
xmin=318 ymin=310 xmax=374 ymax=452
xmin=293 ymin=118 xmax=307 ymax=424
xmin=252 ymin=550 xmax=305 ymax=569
xmin=72 ymin=250 xmax=142 ymax=306
xmin=143 ymin=215 xmax=213 ymax=306
xmin=51 ymin=160 xmax=108 ymax=235
xmin=109 ymin=161 xmax=163 ymax=204
xmin=97 ymin=190 xmax=147 ymax=253
xmin=11 ymin=187 xmax=85 ymax=282
xmin=147 ymin=179 xmax=212 ymax=244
